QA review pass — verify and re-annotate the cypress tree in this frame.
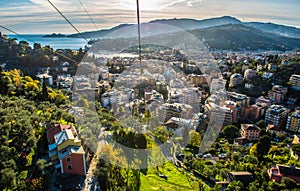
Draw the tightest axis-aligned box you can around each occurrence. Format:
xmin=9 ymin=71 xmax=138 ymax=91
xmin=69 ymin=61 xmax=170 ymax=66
xmin=42 ymin=77 xmax=49 ymax=101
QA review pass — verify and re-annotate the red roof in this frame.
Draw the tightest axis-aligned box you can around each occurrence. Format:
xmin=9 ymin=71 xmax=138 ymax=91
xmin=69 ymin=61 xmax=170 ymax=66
xmin=47 ymin=123 xmax=76 ymax=144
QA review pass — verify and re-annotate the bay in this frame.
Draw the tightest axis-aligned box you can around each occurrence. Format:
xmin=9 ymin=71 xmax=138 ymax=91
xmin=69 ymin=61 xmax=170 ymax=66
xmin=8 ymin=34 xmax=87 ymax=50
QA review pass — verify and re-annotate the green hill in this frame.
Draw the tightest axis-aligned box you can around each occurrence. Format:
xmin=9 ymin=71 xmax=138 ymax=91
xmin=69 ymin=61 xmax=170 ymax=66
xmin=189 ymin=24 xmax=300 ymax=51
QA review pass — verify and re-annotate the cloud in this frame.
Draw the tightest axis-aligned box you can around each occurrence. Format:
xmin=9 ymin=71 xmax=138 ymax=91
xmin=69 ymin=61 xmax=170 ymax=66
xmin=186 ymin=0 xmax=203 ymax=7
xmin=161 ymin=0 xmax=186 ymax=8
xmin=161 ymin=0 xmax=204 ymax=9
xmin=29 ymin=0 xmax=71 ymax=6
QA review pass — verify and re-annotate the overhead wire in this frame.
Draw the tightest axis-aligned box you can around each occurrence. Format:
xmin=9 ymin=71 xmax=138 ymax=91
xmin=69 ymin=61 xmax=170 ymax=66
xmin=47 ymin=0 xmax=89 ymax=43
xmin=78 ymin=0 xmax=98 ymax=31
xmin=0 ymin=25 xmax=79 ymax=64
xmin=136 ymin=0 xmax=142 ymax=65
xmin=0 ymin=0 xmax=103 ymax=66
xmin=136 ymin=0 xmax=144 ymax=84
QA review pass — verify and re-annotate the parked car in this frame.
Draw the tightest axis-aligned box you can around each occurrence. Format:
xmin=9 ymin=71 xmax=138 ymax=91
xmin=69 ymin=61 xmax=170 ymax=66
xmin=203 ymin=154 xmax=212 ymax=158
xmin=218 ymin=153 xmax=227 ymax=159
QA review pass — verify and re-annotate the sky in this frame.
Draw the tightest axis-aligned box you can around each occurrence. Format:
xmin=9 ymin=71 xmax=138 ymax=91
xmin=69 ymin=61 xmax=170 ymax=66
xmin=0 ymin=0 xmax=299 ymax=34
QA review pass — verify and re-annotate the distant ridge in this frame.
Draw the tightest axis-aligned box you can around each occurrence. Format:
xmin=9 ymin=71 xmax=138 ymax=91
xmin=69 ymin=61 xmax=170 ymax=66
xmin=69 ymin=24 xmax=132 ymax=39
xmin=59 ymin=16 xmax=300 ymax=51
xmin=149 ymin=16 xmax=242 ymax=30
xmin=245 ymin=22 xmax=300 ymax=39
xmin=69 ymin=16 xmax=242 ymax=39
xmin=189 ymin=24 xmax=300 ymax=51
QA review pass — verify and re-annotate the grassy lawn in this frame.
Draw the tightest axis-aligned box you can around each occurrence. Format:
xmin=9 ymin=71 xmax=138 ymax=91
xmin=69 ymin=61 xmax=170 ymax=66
xmin=140 ymin=162 xmax=210 ymax=191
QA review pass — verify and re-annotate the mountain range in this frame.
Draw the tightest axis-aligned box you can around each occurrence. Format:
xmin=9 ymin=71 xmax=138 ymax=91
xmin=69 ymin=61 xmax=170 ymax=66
xmin=65 ymin=16 xmax=300 ymax=51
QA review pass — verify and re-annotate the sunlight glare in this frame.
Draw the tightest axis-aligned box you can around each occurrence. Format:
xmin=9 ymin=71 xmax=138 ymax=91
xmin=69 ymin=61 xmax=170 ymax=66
xmin=119 ymin=0 xmax=165 ymax=11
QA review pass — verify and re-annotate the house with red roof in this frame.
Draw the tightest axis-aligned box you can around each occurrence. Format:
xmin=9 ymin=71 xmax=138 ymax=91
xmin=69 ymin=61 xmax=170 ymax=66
xmin=46 ymin=123 xmax=86 ymax=176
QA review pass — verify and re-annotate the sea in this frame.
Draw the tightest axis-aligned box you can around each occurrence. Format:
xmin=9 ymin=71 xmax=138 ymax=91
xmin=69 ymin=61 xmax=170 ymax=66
xmin=8 ymin=34 xmax=87 ymax=50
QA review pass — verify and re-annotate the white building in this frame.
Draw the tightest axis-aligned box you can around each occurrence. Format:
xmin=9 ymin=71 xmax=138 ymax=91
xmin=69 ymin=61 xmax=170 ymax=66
xmin=36 ymin=73 xmax=53 ymax=86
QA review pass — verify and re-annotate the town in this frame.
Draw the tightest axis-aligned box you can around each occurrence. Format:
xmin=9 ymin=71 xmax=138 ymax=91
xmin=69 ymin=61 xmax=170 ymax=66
xmin=0 ymin=27 xmax=300 ymax=191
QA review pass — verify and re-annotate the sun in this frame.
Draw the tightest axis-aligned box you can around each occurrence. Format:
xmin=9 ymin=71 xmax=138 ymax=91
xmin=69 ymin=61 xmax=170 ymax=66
xmin=119 ymin=0 xmax=164 ymax=11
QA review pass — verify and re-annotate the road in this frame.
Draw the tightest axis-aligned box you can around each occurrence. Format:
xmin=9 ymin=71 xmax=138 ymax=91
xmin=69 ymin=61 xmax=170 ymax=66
xmin=82 ymin=128 xmax=107 ymax=191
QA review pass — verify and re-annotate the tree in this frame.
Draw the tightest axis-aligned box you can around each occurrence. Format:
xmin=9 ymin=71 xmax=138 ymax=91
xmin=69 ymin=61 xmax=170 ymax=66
xmin=0 ymin=168 xmax=16 ymax=191
xmin=213 ymin=183 xmax=222 ymax=191
xmin=95 ymin=144 xmax=141 ymax=191
xmin=154 ymin=126 xmax=170 ymax=143
xmin=0 ymin=73 xmax=13 ymax=94
xmin=36 ymin=159 xmax=50 ymax=175
xmin=77 ymin=97 xmax=89 ymax=108
xmin=203 ymin=167 xmax=214 ymax=179
xmin=41 ymin=77 xmax=49 ymax=101
xmin=250 ymin=144 xmax=257 ymax=156
xmin=257 ymin=120 xmax=266 ymax=129
xmin=248 ymin=181 xmax=259 ymax=191
xmin=256 ymin=135 xmax=271 ymax=159
xmin=244 ymin=155 xmax=258 ymax=164
xmin=281 ymin=177 xmax=297 ymax=189
xmin=136 ymin=133 xmax=148 ymax=173
xmin=268 ymin=180 xmax=280 ymax=191
xmin=222 ymin=125 xmax=239 ymax=144
xmin=225 ymin=180 xmax=243 ymax=191
xmin=219 ymin=169 xmax=229 ymax=181
xmin=231 ymin=152 xmax=240 ymax=163
xmin=189 ymin=130 xmax=201 ymax=148
xmin=28 ymin=177 xmax=49 ymax=191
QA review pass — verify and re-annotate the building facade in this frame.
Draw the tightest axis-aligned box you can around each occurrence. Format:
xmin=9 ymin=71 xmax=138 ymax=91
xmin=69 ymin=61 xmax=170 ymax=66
xmin=229 ymin=73 xmax=244 ymax=87
xmin=268 ymin=85 xmax=288 ymax=104
xmin=249 ymin=102 xmax=268 ymax=121
xmin=289 ymin=74 xmax=300 ymax=90
xmin=265 ymin=105 xmax=287 ymax=129
xmin=244 ymin=69 xmax=256 ymax=80
xmin=286 ymin=110 xmax=300 ymax=133
xmin=240 ymin=124 xmax=261 ymax=141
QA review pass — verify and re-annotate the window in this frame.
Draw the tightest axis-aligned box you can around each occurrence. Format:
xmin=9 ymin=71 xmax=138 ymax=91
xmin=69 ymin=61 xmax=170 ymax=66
xmin=67 ymin=157 xmax=71 ymax=162
xmin=68 ymin=165 xmax=72 ymax=170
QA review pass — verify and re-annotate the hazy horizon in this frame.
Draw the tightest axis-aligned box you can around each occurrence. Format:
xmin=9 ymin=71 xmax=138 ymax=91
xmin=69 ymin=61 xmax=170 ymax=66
xmin=0 ymin=0 xmax=299 ymax=34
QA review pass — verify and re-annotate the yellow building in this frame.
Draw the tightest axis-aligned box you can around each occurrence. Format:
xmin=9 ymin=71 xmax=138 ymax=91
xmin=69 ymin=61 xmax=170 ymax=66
xmin=54 ymin=129 xmax=82 ymax=152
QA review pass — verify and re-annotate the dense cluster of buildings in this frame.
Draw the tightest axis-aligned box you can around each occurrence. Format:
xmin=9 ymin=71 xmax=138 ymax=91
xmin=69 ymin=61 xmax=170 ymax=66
xmin=21 ymin=47 xmax=299 ymax=188
xmin=26 ymin=50 xmax=299 ymax=145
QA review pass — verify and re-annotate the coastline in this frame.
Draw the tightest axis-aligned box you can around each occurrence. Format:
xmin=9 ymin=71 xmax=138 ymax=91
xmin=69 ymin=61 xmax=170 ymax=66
xmin=8 ymin=34 xmax=87 ymax=50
